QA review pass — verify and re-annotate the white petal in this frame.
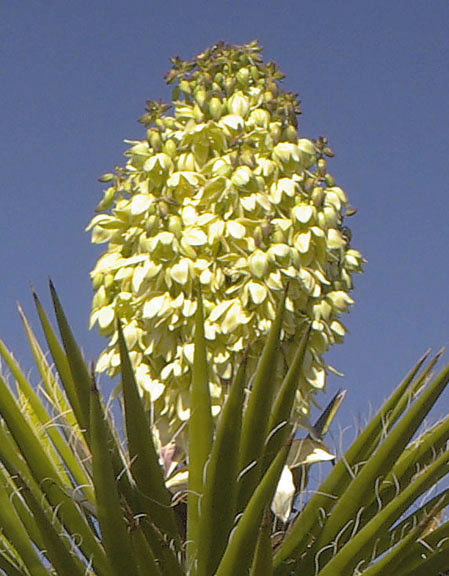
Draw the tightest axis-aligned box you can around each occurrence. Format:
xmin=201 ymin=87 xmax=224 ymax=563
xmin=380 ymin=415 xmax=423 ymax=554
xmin=130 ymin=194 xmax=152 ymax=215
xmin=248 ymin=281 xmax=268 ymax=305
xmin=209 ymin=300 xmax=233 ymax=322
xmin=295 ymin=231 xmax=311 ymax=254
xmin=293 ymin=205 xmax=314 ymax=224
xmin=142 ymin=294 xmax=170 ymax=319
xmin=181 ymin=205 xmax=198 ymax=225
xmin=98 ymin=306 xmax=115 ymax=330
xmin=271 ymin=466 xmax=295 ymax=523
xmin=170 ymin=259 xmax=191 ymax=285
xmin=226 ymin=220 xmax=246 ymax=239
xmin=183 ymin=228 xmax=208 ymax=246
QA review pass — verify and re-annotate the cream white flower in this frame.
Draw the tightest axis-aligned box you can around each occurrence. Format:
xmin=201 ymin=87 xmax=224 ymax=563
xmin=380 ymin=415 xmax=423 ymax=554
xmin=88 ymin=41 xmax=364 ymax=443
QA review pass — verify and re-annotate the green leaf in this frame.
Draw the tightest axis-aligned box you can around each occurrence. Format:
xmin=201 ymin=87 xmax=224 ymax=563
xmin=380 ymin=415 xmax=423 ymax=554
xmin=237 ymin=289 xmax=287 ymax=512
xmin=314 ymin=363 xmax=449 ymax=557
xmin=118 ymin=319 xmax=181 ymax=542
xmin=0 ymin=473 xmax=48 ymax=576
xmin=405 ymin=550 xmax=449 ymax=576
xmin=273 ymin=349 xmax=438 ymax=569
xmin=89 ymin=374 xmax=140 ymax=576
xmin=13 ymin=474 xmax=86 ymax=576
xmin=0 ymin=373 xmax=108 ymax=574
xmin=358 ymin=497 xmax=448 ymax=576
xmin=316 ymin=444 xmax=449 ymax=575
xmin=263 ymin=325 xmax=311 ymax=472
xmin=215 ymin=438 xmax=291 ymax=576
xmin=129 ymin=525 xmax=164 ymax=576
xmin=374 ymin=487 xmax=449 ymax=562
xmin=196 ymin=353 xmax=247 ymax=576
xmin=32 ymin=289 xmax=85 ymax=432
xmin=250 ymin=509 xmax=273 ymax=576
xmin=0 ymin=553 xmax=29 ymax=576
xmin=186 ymin=290 xmax=213 ymax=571
xmin=49 ymin=280 xmax=91 ymax=435
xmin=0 ymin=314 xmax=94 ymax=507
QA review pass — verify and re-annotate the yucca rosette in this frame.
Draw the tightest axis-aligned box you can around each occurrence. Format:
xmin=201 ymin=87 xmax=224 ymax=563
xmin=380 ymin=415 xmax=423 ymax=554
xmin=87 ymin=41 xmax=363 ymax=441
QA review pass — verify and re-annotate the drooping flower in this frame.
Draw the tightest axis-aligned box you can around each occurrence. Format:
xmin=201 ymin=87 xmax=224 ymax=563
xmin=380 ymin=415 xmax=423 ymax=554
xmin=88 ymin=41 xmax=364 ymax=442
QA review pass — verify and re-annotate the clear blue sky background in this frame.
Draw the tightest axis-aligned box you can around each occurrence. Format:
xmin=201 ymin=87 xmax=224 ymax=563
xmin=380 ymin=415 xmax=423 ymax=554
xmin=1 ymin=1 xmax=448 ymax=437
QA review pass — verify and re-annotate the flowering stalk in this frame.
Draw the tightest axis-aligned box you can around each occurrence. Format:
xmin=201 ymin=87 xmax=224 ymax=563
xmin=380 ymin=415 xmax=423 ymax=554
xmin=87 ymin=41 xmax=364 ymax=443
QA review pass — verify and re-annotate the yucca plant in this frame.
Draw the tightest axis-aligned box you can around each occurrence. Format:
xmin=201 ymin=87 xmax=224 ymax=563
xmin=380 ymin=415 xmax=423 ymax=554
xmin=0 ymin=283 xmax=448 ymax=575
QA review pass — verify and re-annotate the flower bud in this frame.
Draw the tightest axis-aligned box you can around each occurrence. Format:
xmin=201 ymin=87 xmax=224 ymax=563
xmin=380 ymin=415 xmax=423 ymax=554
xmin=273 ymin=142 xmax=300 ymax=165
xmin=194 ymin=88 xmax=207 ymax=108
xmin=324 ymin=173 xmax=336 ymax=187
xmin=163 ymin=139 xmax=177 ymax=158
xmin=193 ymin=104 xmax=204 ymax=123
xmin=227 ymin=91 xmax=250 ymax=118
xmin=249 ymin=249 xmax=269 ymax=278
xmin=167 ymin=215 xmax=182 ymax=235
xmin=179 ymin=80 xmax=191 ymax=95
xmin=240 ymin=149 xmax=256 ymax=169
xmin=209 ymin=97 xmax=224 ymax=120
xmin=92 ymin=273 xmax=103 ymax=290
xmin=224 ymin=76 xmax=235 ymax=95
xmin=98 ymin=172 xmax=114 ymax=183
xmin=284 ymin=125 xmax=298 ymax=142
xmin=95 ymin=187 xmax=116 ymax=212
xmin=250 ymin=108 xmax=270 ymax=129
xmin=297 ymin=139 xmax=316 ymax=168
xmin=311 ymin=186 xmax=325 ymax=207
xmin=104 ymin=274 xmax=114 ymax=289
xmin=148 ymin=130 xmax=162 ymax=152
xmin=317 ymin=158 xmax=327 ymax=176
xmin=269 ymin=122 xmax=282 ymax=143
xmin=178 ymin=152 xmax=197 ymax=172
xmin=231 ymin=166 xmax=252 ymax=188
xmin=248 ymin=64 xmax=259 ymax=80
xmin=236 ymin=67 xmax=250 ymax=87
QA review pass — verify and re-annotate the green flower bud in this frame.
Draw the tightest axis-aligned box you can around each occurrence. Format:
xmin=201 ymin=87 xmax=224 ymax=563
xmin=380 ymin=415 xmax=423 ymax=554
xmin=324 ymin=173 xmax=336 ymax=187
xmin=148 ymin=130 xmax=162 ymax=151
xmin=177 ymin=152 xmax=197 ymax=172
xmin=163 ymin=139 xmax=177 ymax=158
xmin=236 ymin=67 xmax=250 ymax=87
xmin=317 ymin=158 xmax=327 ymax=176
xmin=95 ymin=187 xmax=116 ymax=212
xmin=167 ymin=215 xmax=182 ymax=235
xmin=104 ymin=274 xmax=114 ymax=289
xmin=297 ymin=139 xmax=316 ymax=168
xmin=285 ymin=125 xmax=298 ymax=142
xmin=92 ymin=273 xmax=103 ymax=290
xmin=209 ymin=97 xmax=224 ymax=120
xmin=311 ymin=186 xmax=325 ymax=208
xmin=249 ymin=108 xmax=270 ymax=128
xmin=194 ymin=88 xmax=207 ymax=108
xmin=98 ymin=172 xmax=114 ymax=183
xmin=224 ymin=76 xmax=235 ymax=95
xmin=269 ymin=122 xmax=282 ymax=143
xmin=193 ymin=104 xmax=204 ymax=123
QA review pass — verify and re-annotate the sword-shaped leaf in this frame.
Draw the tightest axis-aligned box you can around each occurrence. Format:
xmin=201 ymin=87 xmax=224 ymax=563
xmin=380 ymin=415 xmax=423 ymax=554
xmin=237 ymin=289 xmax=287 ymax=513
xmin=89 ymin=374 xmax=141 ymax=576
xmin=196 ymin=353 xmax=247 ymax=576
xmin=273 ymin=350 xmax=440 ymax=569
xmin=186 ymin=291 xmax=213 ymax=570
xmin=118 ymin=320 xmax=181 ymax=542
xmin=215 ymin=438 xmax=291 ymax=576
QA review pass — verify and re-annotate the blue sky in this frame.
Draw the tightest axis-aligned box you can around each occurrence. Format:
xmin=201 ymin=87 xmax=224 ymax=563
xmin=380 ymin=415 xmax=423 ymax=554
xmin=1 ymin=1 xmax=448 ymax=435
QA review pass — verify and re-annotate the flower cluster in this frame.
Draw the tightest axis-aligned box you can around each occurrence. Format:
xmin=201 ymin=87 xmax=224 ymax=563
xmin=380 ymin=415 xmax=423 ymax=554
xmin=88 ymin=41 xmax=363 ymax=441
